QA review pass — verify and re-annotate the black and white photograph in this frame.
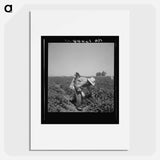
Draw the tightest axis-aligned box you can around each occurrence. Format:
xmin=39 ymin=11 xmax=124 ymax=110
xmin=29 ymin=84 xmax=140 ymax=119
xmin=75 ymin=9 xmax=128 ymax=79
xmin=41 ymin=36 xmax=119 ymax=124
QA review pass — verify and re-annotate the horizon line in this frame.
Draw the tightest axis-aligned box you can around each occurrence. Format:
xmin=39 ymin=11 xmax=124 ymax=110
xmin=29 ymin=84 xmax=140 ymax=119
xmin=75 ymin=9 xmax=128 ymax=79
xmin=48 ymin=75 xmax=114 ymax=77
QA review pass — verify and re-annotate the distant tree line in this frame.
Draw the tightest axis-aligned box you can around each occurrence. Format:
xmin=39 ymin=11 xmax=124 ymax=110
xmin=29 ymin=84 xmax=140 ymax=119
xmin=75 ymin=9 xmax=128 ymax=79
xmin=96 ymin=71 xmax=107 ymax=77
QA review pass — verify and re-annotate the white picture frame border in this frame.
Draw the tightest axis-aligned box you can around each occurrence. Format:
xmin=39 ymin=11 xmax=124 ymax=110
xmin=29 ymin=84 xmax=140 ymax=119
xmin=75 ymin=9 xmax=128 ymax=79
xmin=30 ymin=9 xmax=130 ymax=150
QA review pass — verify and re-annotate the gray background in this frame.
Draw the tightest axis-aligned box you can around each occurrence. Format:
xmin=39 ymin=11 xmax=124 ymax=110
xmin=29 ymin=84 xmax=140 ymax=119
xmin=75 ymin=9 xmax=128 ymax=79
xmin=48 ymin=43 xmax=114 ymax=77
xmin=4 ymin=4 xmax=156 ymax=158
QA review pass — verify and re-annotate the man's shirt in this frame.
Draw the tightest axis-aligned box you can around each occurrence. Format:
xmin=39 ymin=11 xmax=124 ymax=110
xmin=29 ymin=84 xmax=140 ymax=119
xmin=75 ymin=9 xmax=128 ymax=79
xmin=70 ymin=77 xmax=89 ymax=90
xmin=75 ymin=77 xmax=88 ymax=88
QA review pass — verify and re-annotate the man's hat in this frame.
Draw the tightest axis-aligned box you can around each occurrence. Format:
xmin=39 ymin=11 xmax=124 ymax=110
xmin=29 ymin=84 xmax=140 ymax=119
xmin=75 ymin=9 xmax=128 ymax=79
xmin=88 ymin=77 xmax=95 ymax=86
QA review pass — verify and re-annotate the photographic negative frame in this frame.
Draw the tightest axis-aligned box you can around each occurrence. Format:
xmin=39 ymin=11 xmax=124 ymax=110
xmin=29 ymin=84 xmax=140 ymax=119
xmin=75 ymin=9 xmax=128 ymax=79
xmin=41 ymin=36 xmax=119 ymax=124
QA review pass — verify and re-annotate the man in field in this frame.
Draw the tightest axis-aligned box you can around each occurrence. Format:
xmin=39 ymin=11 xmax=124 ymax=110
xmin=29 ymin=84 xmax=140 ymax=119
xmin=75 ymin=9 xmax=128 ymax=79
xmin=69 ymin=72 xmax=96 ymax=110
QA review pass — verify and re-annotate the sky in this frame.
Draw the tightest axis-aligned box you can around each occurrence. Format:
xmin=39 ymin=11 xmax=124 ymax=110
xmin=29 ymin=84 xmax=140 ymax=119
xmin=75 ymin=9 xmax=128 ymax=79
xmin=48 ymin=43 xmax=114 ymax=77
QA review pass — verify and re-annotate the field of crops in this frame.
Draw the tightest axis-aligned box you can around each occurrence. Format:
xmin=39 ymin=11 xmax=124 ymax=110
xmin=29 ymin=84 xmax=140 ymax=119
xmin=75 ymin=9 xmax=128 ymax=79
xmin=48 ymin=76 xmax=114 ymax=112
